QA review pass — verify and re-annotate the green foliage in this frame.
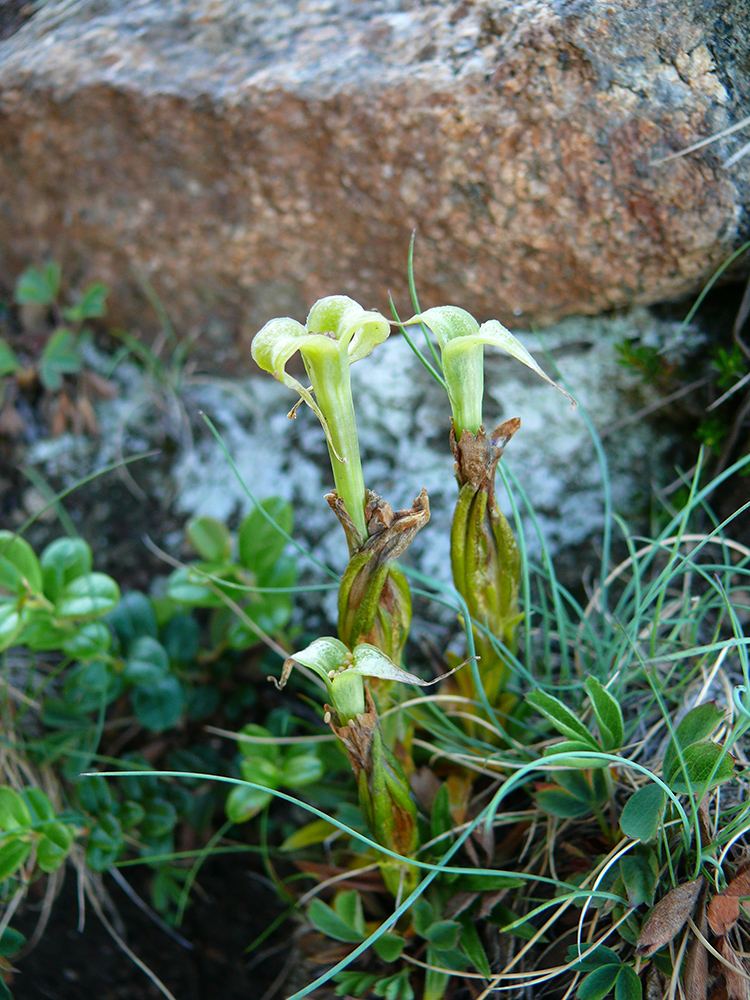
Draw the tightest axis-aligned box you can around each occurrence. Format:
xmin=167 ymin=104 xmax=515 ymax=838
xmin=166 ymin=499 xmax=296 ymax=642
xmin=0 ymin=497 xmax=298 ymax=951
xmin=225 ymin=723 xmax=324 ymax=823
xmin=5 ymin=262 xmax=110 ymax=392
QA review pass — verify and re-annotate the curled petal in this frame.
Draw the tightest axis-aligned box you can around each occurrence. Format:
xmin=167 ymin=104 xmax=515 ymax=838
xmin=404 ymin=306 xmax=577 ymax=408
xmin=459 ymin=319 xmax=576 ymax=407
xmin=307 ymin=295 xmax=391 ymax=362
xmin=277 ymin=636 xmax=349 ymax=688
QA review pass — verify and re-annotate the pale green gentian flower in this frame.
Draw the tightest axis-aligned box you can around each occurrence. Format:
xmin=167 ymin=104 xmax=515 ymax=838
xmin=404 ymin=306 xmax=576 ymax=438
xmin=252 ymin=296 xmax=390 ymax=544
xmin=276 ymin=636 xmax=441 ymax=725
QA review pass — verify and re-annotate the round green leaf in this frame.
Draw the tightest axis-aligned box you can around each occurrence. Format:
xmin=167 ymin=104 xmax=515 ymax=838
xmin=106 ymin=591 xmax=158 ymax=648
xmin=423 ymin=919 xmax=461 ymax=952
xmin=56 ymin=573 xmax=120 ymax=618
xmin=61 ymin=621 xmax=111 ymax=659
xmin=21 ymin=787 xmax=56 ymax=824
xmin=280 ymin=753 xmax=324 ymax=788
xmin=36 ymin=821 xmax=76 ymax=872
xmin=186 ymin=517 xmax=232 ymax=562
xmin=161 ymin=613 xmax=201 ymax=661
xmin=620 ymin=784 xmax=666 ymax=843
xmin=236 ymin=724 xmax=281 ymax=763
xmin=132 ymin=675 xmax=185 ymax=732
xmin=124 ymin=636 xmax=170 ymax=683
xmin=577 ymin=965 xmax=621 ymax=1000
xmin=86 ymin=813 xmax=123 ymax=870
xmin=40 ymin=537 xmax=92 ymax=603
xmin=239 ymin=756 xmax=280 ymax=788
xmin=0 ymin=604 xmax=23 ymax=650
xmin=0 ymin=787 xmax=32 ymax=830
xmin=0 ymin=531 xmax=43 ymax=598
xmin=225 ymin=784 xmax=273 ymax=823
xmin=0 ymin=839 xmax=32 ymax=880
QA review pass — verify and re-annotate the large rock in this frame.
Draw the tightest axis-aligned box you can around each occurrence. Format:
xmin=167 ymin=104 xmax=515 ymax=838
xmin=0 ymin=0 xmax=749 ymax=360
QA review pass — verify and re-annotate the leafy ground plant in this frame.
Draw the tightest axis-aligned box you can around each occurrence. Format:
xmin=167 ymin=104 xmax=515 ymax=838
xmin=0 ymin=262 xmax=116 ymax=438
xmin=2 ymin=253 xmax=749 ymax=1000
xmin=131 ymin=260 xmax=747 ymax=1000
xmin=0 ymin=497 xmax=300 ymax=994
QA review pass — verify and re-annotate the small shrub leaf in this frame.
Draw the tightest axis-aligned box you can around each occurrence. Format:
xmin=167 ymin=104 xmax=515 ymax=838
xmin=238 ymin=498 xmax=293 ymax=576
xmin=186 ymin=517 xmax=232 ymax=562
xmin=36 ymin=822 xmax=76 ymax=872
xmin=535 ymin=785 xmax=594 ymax=819
xmin=619 ymin=784 xmax=665 ymax=842
xmin=21 ymin=788 xmax=56 ymax=824
xmin=372 ymin=932 xmax=405 ymax=963
xmin=124 ymin=636 xmax=170 ymax=682
xmin=0 ymin=339 xmax=18 ymax=377
xmin=225 ymin=784 xmax=273 ymax=823
xmin=106 ymin=591 xmax=158 ymax=648
xmin=422 ymin=919 xmax=461 ymax=951
xmin=40 ymin=537 xmax=92 ymax=602
xmin=567 ymin=945 xmax=622 ymax=972
xmin=15 ymin=262 xmax=61 ymax=305
xmin=85 ymin=813 xmax=123 ymax=870
xmin=662 ymin=703 xmax=723 ymax=784
xmin=577 ymin=965 xmax=621 ymax=1000
xmin=308 ymin=897 xmax=365 ymax=943
xmin=62 ymin=282 xmax=108 ymax=322
xmin=0 ymin=839 xmax=32 ymax=880
xmin=56 ymin=573 xmax=120 ymax=619
xmin=0 ymin=531 xmax=43 ymax=598
xmin=333 ymin=890 xmax=366 ymax=936
xmin=39 ymin=328 xmax=82 ymax=390
xmin=615 ymin=965 xmax=642 ymax=1000
xmin=667 ymin=741 xmax=734 ymax=795
xmin=584 ymin=677 xmax=624 ymax=750
xmin=0 ymin=787 xmax=32 ymax=830
xmin=619 ymin=847 xmax=659 ymax=908
xmin=132 ymin=675 xmax=185 ymax=731
xmin=526 ymin=689 xmax=599 ymax=746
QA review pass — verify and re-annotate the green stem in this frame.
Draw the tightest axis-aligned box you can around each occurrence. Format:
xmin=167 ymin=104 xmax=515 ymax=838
xmin=303 ymin=348 xmax=367 ymax=545
xmin=445 ymin=349 xmax=484 ymax=438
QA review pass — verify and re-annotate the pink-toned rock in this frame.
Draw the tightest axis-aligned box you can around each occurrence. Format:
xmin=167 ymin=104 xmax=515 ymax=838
xmin=0 ymin=0 xmax=748 ymax=364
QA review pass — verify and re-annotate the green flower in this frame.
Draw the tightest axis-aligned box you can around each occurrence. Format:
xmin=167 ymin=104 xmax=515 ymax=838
xmin=252 ymin=296 xmax=390 ymax=546
xmin=276 ymin=636 xmax=439 ymax=725
xmin=404 ymin=306 xmax=575 ymax=438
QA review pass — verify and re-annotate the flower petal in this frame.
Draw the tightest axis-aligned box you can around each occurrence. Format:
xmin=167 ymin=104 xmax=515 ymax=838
xmin=457 ymin=320 xmax=576 ymax=407
xmin=307 ymin=295 xmax=391 ymax=363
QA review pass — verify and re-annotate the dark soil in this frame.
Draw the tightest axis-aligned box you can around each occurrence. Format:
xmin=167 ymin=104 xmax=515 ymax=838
xmin=12 ymin=856 xmax=292 ymax=1000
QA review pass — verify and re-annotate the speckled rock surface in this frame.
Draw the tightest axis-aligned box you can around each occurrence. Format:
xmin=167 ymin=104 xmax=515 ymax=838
xmin=0 ymin=0 xmax=748 ymax=360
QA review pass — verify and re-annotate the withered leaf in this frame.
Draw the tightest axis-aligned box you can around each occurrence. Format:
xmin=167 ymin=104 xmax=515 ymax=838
xmin=637 ymin=878 xmax=704 ymax=957
xmin=725 ymin=868 xmax=750 ymax=898
xmin=708 ymin=893 xmax=740 ymax=936
xmin=718 ymin=937 xmax=750 ymax=1000
xmin=684 ymin=935 xmax=709 ymax=1000
xmin=684 ymin=889 xmax=708 ymax=1000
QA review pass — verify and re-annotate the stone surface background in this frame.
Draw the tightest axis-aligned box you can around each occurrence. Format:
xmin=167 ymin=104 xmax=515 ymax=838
xmin=0 ymin=0 xmax=749 ymax=361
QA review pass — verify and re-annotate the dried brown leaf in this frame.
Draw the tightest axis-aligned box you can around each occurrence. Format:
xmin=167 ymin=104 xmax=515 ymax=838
xmin=708 ymin=894 xmax=740 ymax=936
xmin=718 ymin=938 xmax=750 ymax=1000
xmin=684 ymin=888 xmax=708 ymax=1000
xmin=725 ymin=869 xmax=750 ymax=898
xmin=685 ymin=935 xmax=709 ymax=1000
xmin=637 ymin=878 xmax=705 ymax=957
xmin=0 ymin=403 xmax=24 ymax=438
